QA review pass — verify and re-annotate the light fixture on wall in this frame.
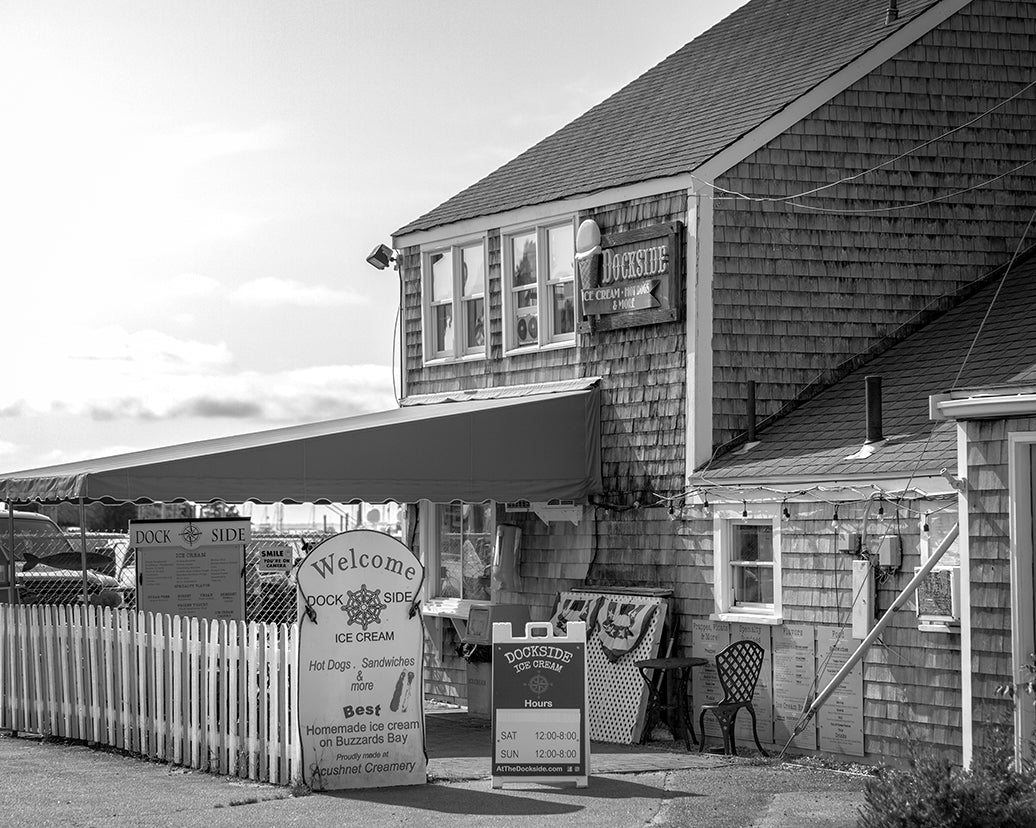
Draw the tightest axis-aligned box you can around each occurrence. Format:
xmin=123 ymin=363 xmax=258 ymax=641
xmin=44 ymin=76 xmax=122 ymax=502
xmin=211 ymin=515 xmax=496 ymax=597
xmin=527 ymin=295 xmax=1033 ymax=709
xmin=366 ymin=243 xmax=398 ymax=270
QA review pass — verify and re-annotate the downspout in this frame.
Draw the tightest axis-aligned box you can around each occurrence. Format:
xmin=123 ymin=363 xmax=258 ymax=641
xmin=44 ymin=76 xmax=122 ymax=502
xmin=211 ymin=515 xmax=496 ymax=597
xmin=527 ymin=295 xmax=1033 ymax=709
xmin=783 ymin=522 xmax=960 ymax=753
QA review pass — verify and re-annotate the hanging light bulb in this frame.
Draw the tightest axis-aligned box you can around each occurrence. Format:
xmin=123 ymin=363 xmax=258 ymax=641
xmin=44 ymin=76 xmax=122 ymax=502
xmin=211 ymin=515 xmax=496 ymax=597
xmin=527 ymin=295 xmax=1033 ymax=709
xmin=831 ymin=504 xmax=840 ymax=527
xmin=742 ymin=500 xmax=748 ymax=518
xmin=878 ymin=497 xmax=885 ymax=517
xmin=782 ymin=500 xmax=790 ymax=520
xmin=702 ymin=494 xmax=710 ymax=511
xmin=923 ymin=512 xmax=930 ymax=533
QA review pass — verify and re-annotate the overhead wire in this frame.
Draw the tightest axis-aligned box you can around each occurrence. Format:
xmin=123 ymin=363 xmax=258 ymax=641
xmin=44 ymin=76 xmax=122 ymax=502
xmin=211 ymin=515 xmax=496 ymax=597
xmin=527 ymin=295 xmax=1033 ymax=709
xmin=694 ymin=76 xmax=1035 ymax=205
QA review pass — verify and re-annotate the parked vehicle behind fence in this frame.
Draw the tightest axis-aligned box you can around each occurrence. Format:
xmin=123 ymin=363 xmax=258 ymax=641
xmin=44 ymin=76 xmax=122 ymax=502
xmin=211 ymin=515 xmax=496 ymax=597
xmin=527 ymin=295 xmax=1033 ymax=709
xmin=0 ymin=510 xmax=124 ymax=606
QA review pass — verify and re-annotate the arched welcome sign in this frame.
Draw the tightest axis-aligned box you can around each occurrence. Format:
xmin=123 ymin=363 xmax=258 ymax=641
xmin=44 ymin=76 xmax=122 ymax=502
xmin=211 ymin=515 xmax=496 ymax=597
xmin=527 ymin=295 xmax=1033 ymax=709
xmin=296 ymin=530 xmax=426 ymax=789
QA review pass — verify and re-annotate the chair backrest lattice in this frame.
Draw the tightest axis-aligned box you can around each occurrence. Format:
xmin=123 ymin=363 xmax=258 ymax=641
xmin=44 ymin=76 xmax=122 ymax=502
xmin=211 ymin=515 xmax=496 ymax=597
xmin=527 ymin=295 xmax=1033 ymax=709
xmin=715 ymin=639 xmax=764 ymax=705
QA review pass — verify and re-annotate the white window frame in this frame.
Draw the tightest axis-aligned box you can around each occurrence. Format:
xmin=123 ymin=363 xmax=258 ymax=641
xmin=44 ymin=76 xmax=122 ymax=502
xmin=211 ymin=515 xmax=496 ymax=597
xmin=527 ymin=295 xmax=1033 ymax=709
xmin=711 ymin=504 xmax=782 ymax=624
xmin=417 ymin=500 xmax=495 ymax=618
xmin=421 ymin=235 xmax=488 ymax=363
xmin=501 ymin=217 xmax=577 ymax=353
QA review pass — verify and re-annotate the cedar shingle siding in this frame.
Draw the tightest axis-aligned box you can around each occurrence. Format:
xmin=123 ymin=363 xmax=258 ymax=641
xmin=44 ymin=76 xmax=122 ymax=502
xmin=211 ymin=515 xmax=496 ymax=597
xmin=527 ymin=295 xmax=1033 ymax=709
xmin=398 ymin=0 xmax=1033 ymax=755
xmin=711 ymin=0 xmax=1036 ymax=449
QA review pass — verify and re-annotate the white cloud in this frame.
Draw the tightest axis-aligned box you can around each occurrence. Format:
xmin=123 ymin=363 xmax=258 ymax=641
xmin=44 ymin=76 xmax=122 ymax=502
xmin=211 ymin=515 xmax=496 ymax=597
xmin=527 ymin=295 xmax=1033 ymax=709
xmin=231 ymin=277 xmax=369 ymax=309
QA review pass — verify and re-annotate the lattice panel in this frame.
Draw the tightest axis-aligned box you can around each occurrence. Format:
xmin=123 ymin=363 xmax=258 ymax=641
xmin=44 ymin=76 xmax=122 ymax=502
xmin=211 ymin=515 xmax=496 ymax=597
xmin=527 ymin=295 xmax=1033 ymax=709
xmin=556 ymin=591 xmax=666 ymax=744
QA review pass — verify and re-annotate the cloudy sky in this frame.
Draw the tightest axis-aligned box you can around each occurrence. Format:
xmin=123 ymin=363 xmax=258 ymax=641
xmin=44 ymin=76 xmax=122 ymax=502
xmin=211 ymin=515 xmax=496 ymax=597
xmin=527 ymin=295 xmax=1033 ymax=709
xmin=2 ymin=0 xmax=744 ymax=471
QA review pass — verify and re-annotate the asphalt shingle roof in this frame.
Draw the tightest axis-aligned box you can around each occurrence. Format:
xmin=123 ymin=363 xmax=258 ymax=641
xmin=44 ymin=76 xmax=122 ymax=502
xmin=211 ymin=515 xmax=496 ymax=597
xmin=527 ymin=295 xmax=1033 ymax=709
xmin=696 ymin=252 xmax=1036 ymax=483
xmin=395 ymin=0 xmax=939 ymax=237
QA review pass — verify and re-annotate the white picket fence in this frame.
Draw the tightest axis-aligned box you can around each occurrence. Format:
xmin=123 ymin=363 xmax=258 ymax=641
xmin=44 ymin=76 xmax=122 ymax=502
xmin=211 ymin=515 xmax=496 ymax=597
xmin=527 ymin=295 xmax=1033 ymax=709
xmin=0 ymin=604 xmax=301 ymax=785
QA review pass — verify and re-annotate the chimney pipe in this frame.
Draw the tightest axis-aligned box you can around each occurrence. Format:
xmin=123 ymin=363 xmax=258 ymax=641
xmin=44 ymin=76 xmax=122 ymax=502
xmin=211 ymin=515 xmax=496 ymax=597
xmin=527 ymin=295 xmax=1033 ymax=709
xmin=885 ymin=0 xmax=898 ymax=24
xmin=865 ymin=376 xmax=883 ymax=444
xmin=747 ymin=380 xmax=757 ymax=442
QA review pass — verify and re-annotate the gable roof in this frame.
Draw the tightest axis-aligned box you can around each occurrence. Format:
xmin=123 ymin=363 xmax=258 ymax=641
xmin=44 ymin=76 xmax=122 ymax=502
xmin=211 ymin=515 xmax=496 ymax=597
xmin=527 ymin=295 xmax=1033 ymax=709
xmin=395 ymin=0 xmax=946 ymax=237
xmin=694 ymin=250 xmax=1036 ymax=485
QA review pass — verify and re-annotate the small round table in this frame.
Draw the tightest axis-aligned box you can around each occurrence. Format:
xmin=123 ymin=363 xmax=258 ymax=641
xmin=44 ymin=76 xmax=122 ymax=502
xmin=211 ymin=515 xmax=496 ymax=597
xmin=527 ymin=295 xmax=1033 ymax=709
xmin=635 ymin=656 xmax=708 ymax=750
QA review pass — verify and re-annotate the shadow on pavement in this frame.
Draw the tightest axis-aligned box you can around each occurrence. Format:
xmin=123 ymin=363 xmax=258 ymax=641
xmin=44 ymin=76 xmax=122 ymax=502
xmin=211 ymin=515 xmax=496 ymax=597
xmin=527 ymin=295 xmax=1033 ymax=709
xmin=320 ymin=775 xmax=700 ymax=815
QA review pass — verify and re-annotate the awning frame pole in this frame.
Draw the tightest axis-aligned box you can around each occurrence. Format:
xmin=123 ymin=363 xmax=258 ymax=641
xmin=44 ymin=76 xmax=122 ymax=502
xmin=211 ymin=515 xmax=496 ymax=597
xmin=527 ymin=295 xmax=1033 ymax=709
xmin=79 ymin=497 xmax=89 ymax=608
xmin=788 ymin=522 xmax=960 ymax=746
xmin=6 ymin=494 xmax=16 ymax=605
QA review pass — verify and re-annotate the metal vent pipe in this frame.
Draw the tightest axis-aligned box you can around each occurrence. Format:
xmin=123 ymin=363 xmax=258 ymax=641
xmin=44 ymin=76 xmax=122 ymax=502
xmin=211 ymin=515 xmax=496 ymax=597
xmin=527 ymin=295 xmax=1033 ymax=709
xmin=865 ymin=376 xmax=883 ymax=443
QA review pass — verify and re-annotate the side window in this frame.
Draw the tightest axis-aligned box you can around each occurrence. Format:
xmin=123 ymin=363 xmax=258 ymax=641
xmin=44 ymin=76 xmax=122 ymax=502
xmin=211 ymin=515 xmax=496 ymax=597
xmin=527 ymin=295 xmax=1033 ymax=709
xmin=430 ymin=503 xmax=493 ymax=601
xmin=503 ymin=220 xmax=576 ymax=352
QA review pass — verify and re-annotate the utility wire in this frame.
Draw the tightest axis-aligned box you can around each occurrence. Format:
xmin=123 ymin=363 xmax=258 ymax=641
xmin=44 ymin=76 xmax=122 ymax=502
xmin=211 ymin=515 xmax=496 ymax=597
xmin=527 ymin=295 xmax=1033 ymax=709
xmin=697 ymin=76 xmax=1036 ymax=204
xmin=952 ymin=206 xmax=1036 ymax=387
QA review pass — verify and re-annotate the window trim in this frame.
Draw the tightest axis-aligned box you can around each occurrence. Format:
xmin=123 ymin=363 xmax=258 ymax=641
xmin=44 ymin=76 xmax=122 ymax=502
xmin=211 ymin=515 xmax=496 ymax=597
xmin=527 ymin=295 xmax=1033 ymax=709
xmin=421 ymin=235 xmax=488 ymax=364
xmin=501 ymin=217 xmax=577 ymax=354
xmin=711 ymin=505 xmax=783 ymax=624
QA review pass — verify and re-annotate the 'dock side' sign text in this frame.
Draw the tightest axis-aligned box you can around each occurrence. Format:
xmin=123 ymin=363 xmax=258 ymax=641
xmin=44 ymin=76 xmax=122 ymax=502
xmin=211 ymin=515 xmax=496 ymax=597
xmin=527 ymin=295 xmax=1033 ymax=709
xmin=296 ymin=530 xmax=426 ymax=790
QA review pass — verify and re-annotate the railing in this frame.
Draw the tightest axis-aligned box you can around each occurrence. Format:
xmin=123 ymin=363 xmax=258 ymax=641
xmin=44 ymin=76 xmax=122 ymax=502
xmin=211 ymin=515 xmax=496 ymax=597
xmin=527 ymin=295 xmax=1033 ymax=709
xmin=0 ymin=604 xmax=300 ymax=785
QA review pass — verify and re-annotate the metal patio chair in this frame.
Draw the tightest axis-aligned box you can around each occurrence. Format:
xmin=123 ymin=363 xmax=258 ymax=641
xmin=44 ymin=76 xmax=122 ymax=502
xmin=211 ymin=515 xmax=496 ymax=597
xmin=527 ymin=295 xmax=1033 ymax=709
xmin=698 ymin=639 xmax=768 ymax=756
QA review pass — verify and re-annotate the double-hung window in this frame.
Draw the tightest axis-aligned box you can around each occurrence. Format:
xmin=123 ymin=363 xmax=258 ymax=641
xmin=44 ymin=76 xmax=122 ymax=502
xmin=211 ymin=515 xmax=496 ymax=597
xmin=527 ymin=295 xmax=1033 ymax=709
xmin=712 ymin=506 xmax=782 ymax=623
xmin=502 ymin=220 xmax=576 ymax=352
xmin=423 ymin=239 xmax=487 ymax=361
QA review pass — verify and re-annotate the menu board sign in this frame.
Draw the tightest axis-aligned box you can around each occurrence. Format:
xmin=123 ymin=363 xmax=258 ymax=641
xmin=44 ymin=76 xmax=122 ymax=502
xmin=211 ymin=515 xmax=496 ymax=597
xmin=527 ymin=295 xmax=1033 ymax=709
xmin=730 ymin=623 xmax=774 ymax=746
xmin=691 ymin=620 xmax=730 ymax=740
xmin=492 ymin=621 xmax=589 ymax=788
xmin=296 ymin=530 xmax=425 ymax=790
xmin=816 ymin=627 xmax=865 ymax=756
xmin=771 ymin=624 xmax=817 ymax=749
xmin=131 ymin=518 xmax=249 ymax=621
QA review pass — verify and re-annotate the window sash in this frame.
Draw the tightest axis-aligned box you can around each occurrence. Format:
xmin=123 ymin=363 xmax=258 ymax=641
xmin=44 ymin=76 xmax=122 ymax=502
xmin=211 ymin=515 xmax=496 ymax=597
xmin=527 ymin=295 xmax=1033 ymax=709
xmin=503 ymin=220 xmax=575 ymax=351
xmin=424 ymin=241 xmax=486 ymax=361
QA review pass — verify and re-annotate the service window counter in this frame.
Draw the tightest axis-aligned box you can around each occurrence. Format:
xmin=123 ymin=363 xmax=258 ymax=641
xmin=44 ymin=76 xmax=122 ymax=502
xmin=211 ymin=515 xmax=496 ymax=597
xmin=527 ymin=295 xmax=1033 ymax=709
xmin=460 ymin=603 xmax=531 ymax=718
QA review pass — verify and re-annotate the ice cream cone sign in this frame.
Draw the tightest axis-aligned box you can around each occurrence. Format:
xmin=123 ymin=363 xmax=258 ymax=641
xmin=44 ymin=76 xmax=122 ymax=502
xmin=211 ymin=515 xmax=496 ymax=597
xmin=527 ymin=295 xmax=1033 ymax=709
xmin=575 ymin=219 xmax=601 ymax=290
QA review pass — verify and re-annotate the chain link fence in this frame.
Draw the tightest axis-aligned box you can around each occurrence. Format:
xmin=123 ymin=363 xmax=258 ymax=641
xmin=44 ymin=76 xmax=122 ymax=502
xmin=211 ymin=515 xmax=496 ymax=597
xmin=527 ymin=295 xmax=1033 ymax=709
xmin=0 ymin=516 xmax=355 ymax=624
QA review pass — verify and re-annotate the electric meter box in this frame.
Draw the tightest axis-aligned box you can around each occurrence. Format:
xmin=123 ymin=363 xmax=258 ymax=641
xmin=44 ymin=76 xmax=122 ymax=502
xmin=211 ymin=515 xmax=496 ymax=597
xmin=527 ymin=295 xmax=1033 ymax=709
xmin=463 ymin=603 xmax=531 ymax=646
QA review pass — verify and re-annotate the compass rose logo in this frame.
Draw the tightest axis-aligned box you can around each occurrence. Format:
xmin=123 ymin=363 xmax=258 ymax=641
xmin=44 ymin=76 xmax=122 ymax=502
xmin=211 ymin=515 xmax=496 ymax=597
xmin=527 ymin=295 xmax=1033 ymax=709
xmin=179 ymin=522 xmax=203 ymax=547
xmin=342 ymin=584 xmax=387 ymax=631
xmin=527 ymin=673 xmax=551 ymax=696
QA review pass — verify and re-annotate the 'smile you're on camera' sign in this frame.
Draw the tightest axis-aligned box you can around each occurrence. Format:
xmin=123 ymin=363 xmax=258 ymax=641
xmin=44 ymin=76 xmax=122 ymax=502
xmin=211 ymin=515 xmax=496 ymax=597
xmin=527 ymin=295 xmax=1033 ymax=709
xmin=296 ymin=530 xmax=426 ymax=790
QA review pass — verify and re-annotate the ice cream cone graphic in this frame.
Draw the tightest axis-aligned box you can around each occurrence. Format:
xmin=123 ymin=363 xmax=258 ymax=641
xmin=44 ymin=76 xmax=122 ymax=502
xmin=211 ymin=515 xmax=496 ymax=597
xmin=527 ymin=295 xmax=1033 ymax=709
xmin=575 ymin=218 xmax=602 ymax=290
xmin=400 ymin=671 xmax=416 ymax=712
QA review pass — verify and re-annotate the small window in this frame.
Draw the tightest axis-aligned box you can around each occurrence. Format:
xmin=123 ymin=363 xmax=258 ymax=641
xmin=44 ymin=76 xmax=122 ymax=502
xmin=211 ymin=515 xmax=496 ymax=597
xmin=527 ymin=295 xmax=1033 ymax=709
xmin=712 ymin=507 xmax=782 ymax=623
xmin=422 ymin=240 xmax=487 ymax=361
xmin=503 ymin=220 xmax=576 ymax=351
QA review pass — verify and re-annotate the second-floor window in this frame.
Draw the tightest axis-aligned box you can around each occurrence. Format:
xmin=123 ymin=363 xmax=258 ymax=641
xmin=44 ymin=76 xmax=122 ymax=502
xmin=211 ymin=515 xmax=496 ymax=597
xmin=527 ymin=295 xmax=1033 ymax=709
xmin=503 ymin=220 xmax=576 ymax=352
xmin=423 ymin=239 xmax=487 ymax=362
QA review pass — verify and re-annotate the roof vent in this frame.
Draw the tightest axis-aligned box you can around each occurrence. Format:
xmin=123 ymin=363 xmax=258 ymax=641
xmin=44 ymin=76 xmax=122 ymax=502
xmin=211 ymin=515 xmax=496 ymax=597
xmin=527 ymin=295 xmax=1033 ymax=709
xmin=885 ymin=0 xmax=898 ymax=24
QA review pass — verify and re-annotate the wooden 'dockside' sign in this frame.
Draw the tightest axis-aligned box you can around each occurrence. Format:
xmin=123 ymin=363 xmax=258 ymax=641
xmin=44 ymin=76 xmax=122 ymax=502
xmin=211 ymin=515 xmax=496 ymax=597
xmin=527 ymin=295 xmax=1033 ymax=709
xmin=492 ymin=621 xmax=589 ymax=788
xmin=580 ymin=221 xmax=681 ymax=331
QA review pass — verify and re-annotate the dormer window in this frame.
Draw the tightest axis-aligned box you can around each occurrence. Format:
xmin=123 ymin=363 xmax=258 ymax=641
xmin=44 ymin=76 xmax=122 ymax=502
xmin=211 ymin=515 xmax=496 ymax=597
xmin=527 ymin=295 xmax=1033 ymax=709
xmin=422 ymin=238 xmax=487 ymax=362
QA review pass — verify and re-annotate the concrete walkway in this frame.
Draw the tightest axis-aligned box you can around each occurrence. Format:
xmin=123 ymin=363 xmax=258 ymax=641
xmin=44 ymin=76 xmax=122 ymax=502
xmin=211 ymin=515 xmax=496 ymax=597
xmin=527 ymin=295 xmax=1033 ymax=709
xmin=0 ymin=711 xmax=872 ymax=827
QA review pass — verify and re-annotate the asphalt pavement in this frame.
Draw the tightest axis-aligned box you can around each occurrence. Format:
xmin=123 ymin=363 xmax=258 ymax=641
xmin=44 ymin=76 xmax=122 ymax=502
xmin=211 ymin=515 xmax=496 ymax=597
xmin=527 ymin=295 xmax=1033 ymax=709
xmin=0 ymin=711 xmax=871 ymax=827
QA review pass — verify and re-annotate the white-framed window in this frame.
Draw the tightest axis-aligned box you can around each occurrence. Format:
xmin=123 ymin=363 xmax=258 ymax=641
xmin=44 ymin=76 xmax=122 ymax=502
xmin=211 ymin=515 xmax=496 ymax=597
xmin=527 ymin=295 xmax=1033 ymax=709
xmin=502 ymin=219 xmax=576 ymax=352
xmin=422 ymin=238 xmax=487 ymax=362
xmin=419 ymin=501 xmax=494 ymax=604
xmin=712 ymin=505 xmax=782 ymax=623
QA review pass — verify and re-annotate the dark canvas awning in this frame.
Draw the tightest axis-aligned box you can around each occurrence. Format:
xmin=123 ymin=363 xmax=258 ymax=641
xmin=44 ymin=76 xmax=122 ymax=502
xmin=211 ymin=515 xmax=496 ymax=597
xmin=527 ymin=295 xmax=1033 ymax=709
xmin=0 ymin=388 xmax=601 ymax=505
